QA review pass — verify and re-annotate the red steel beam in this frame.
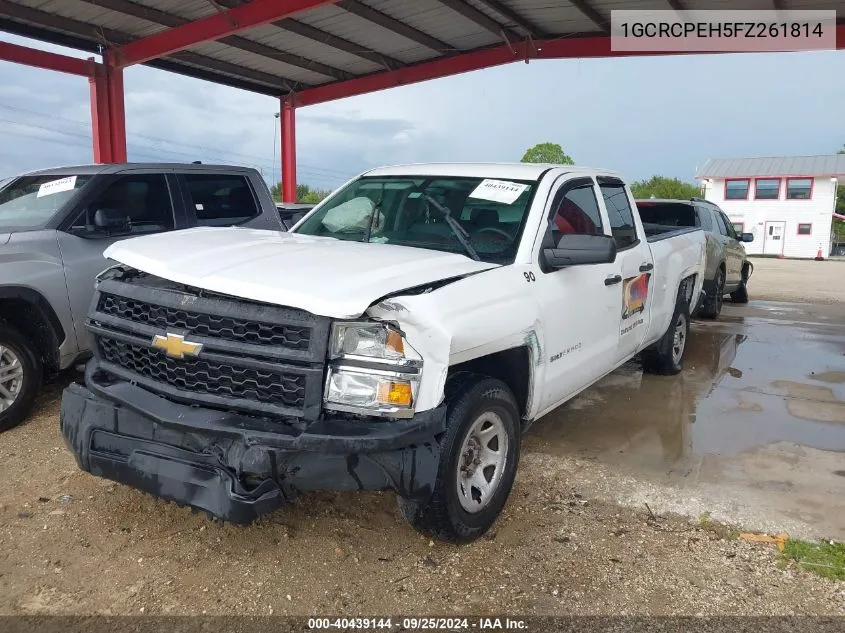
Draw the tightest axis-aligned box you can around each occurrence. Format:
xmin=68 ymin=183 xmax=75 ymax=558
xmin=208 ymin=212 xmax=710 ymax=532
xmin=281 ymin=96 xmax=297 ymax=203
xmin=107 ymin=63 xmax=127 ymax=162
xmin=89 ymin=55 xmax=127 ymax=163
xmin=88 ymin=63 xmax=113 ymax=163
xmin=111 ymin=0 xmax=337 ymax=68
xmin=0 ymin=39 xmax=90 ymax=76
xmin=298 ymin=24 xmax=845 ymax=106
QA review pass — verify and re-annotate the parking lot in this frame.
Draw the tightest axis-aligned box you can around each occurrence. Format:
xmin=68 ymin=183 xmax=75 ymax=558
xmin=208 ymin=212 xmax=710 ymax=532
xmin=1 ymin=257 xmax=844 ymax=616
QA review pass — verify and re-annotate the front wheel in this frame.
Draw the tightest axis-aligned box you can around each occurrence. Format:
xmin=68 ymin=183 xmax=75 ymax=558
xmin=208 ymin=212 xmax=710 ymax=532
xmin=641 ymin=293 xmax=691 ymax=376
xmin=699 ymin=268 xmax=724 ymax=319
xmin=398 ymin=374 xmax=520 ymax=543
xmin=731 ymin=265 xmax=750 ymax=303
xmin=0 ymin=325 xmax=42 ymax=432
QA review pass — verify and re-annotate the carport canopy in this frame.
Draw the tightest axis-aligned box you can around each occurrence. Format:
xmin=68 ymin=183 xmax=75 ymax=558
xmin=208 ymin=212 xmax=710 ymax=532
xmin=1 ymin=0 xmax=844 ymax=201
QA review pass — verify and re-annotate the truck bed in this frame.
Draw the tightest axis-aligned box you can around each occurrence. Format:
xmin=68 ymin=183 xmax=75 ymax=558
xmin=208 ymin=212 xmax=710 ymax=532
xmin=643 ymin=223 xmax=702 ymax=242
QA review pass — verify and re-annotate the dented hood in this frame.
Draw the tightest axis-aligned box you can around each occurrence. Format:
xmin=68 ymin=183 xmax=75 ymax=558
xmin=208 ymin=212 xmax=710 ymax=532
xmin=104 ymin=227 xmax=498 ymax=318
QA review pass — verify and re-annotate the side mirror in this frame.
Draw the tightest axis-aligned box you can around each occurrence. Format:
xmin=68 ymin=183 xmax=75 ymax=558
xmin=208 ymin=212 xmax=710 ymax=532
xmin=93 ymin=208 xmax=130 ymax=232
xmin=542 ymin=234 xmax=617 ymax=269
xmin=741 ymin=233 xmax=754 ymax=243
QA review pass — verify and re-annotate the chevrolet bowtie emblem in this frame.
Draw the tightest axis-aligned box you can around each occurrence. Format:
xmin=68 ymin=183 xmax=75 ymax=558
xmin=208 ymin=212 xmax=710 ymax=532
xmin=151 ymin=333 xmax=203 ymax=359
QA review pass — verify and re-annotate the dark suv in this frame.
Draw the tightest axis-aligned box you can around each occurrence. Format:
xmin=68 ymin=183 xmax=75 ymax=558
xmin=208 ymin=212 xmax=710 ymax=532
xmin=636 ymin=198 xmax=754 ymax=318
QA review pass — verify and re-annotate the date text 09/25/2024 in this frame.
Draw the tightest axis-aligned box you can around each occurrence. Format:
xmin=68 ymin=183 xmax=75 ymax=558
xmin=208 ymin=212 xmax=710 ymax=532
xmin=307 ymin=618 xmax=528 ymax=630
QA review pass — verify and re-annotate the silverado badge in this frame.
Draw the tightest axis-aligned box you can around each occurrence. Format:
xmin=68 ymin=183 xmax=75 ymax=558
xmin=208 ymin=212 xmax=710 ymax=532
xmin=151 ymin=333 xmax=203 ymax=359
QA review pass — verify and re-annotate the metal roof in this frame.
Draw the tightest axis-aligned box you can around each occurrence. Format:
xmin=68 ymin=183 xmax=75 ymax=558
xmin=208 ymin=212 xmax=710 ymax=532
xmin=697 ymin=155 xmax=845 ymax=179
xmin=3 ymin=0 xmax=841 ymax=105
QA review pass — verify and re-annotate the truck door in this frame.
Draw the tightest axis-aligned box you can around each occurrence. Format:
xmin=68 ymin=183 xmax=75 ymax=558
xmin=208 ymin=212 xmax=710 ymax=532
xmin=711 ymin=209 xmax=741 ymax=285
xmin=596 ymin=177 xmax=655 ymax=364
xmin=55 ymin=173 xmax=181 ymax=350
xmin=534 ymin=176 xmax=622 ymax=411
xmin=715 ymin=209 xmax=744 ymax=286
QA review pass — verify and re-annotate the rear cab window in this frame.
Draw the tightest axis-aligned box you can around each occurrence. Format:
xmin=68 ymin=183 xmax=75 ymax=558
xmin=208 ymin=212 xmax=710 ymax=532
xmin=598 ymin=178 xmax=639 ymax=249
xmin=636 ymin=202 xmax=697 ymax=228
xmin=183 ymin=174 xmax=260 ymax=227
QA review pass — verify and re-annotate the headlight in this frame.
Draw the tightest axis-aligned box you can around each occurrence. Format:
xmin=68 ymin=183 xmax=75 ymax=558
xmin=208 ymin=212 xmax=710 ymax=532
xmin=324 ymin=322 xmax=421 ymax=418
xmin=326 ymin=370 xmax=417 ymax=410
xmin=330 ymin=322 xmax=419 ymax=362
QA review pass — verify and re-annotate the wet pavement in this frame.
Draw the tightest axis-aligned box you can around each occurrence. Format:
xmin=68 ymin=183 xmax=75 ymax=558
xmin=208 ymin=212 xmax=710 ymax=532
xmin=524 ymin=300 xmax=845 ymax=539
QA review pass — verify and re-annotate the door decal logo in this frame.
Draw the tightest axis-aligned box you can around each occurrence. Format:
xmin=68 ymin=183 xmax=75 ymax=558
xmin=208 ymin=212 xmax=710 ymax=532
xmin=622 ymin=273 xmax=651 ymax=320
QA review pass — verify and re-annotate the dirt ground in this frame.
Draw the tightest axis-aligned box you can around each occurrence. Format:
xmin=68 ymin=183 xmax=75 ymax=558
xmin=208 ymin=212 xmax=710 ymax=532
xmin=1 ymin=259 xmax=844 ymax=616
xmin=747 ymin=257 xmax=845 ymax=304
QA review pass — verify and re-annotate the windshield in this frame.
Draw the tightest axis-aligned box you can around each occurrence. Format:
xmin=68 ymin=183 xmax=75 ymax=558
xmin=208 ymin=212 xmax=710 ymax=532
xmin=293 ymin=175 xmax=537 ymax=264
xmin=0 ymin=175 xmax=92 ymax=230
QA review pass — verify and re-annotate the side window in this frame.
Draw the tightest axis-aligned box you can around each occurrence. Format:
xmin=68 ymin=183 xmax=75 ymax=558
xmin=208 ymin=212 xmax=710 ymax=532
xmin=696 ymin=206 xmax=713 ymax=231
xmin=713 ymin=210 xmax=729 ymax=236
xmin=720 ymin=212 xmax=738 ymax=239
xmin=82 ymin=174 xmax=174 ymax=232
xmin=598 ymin=181 xmax=638 ymax=249
xmin=549 ymin=182 xmax=604 ymax=237
xmin=183 ymin=174 xmax=259 ymax=226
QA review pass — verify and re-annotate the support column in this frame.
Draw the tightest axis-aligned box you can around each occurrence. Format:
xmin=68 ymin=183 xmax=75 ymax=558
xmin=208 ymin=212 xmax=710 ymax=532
xmin=281 ymin=96 xmax=297 ymax=203
xmin=89 ymin=55 xmax=127 ymax=163
xmin=88 ymin=61 xmax=113 ymax=164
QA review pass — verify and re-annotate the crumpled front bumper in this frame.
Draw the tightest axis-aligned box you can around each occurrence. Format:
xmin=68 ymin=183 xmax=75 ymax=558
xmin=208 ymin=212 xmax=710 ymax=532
xmin=60 ymin=371 xmax=446 ymax=524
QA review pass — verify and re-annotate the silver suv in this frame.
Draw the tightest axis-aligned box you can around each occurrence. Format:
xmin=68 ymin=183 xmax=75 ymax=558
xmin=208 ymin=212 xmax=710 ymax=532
xmin=0 ymin=163 xmax=284 ymax=431
xmin=636 ymin=198 xmax=754 ymax=318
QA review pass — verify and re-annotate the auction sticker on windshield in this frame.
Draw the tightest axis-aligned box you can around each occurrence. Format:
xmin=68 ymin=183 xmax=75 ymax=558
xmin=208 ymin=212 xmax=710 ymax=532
xmin=37 ymin=176 xmax=77 ymax=198
xmin=469 ymin=179 xmax=528 ymax=204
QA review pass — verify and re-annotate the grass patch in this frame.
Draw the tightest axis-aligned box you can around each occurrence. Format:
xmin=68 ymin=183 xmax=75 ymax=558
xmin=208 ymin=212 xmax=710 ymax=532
xmin=782 ymin=539 xmax=845 ymax=581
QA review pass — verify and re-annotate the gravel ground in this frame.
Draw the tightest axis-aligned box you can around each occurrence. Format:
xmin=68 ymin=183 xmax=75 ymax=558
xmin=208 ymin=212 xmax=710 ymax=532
xmin=748 ymin=257 xmax=845 ymax=304
xmin=0 ymin=381 xmax=843 ymax=616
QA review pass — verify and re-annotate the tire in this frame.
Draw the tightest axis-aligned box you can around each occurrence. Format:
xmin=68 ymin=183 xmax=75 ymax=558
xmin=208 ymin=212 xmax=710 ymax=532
xmin=397 ymin=373 xmax=520 ymax=543
xmin=641 ymin=291 xmax=691 ymax=376
xmin=0 ymin=324 xmax=42 ymax=432
xmin=699 ymin=267 xmax=725 ymax=319
xmin=730 ymin=265 xmax=750 ymax=303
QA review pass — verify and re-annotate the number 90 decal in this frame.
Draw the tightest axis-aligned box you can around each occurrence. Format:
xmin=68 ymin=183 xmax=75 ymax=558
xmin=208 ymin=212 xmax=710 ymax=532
xmin=523 ymin=271 xmax=536 ymax=283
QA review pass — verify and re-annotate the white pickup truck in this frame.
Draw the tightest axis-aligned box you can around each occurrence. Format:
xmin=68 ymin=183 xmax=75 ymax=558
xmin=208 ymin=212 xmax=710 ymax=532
xmin=60 ymin=163 xmax=705 ymax=542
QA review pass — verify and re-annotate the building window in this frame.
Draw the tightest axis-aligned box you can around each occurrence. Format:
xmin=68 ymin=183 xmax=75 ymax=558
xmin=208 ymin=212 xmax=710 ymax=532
xmin=797 ymin=223 xmax=812 ymax=235
xmin=732 ymin=221 xmax=744 ymax=234
xmin=786 ymin=178 xmax=813 ymax=200
xmin=754 ymin=178 xmax=780 ymax=200
xmin=724 ymin=179 xmax=750 ymax=200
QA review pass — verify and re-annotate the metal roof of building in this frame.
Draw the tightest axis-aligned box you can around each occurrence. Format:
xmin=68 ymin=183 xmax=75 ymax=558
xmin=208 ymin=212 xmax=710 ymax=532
xmin=697 ymin=155 xmax=845 ymax=179
xmin=3 ymin=0 xmax=841 ymax=105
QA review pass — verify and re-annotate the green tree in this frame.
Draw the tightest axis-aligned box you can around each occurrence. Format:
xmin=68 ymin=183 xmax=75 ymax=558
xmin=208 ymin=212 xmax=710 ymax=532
xmin=270 ymin=182 xmax=331 ymax=204
xmin=629 ymin=175 xmax=702 ymax=200
xmin=520 ymin=142 xmax=574 ymax=165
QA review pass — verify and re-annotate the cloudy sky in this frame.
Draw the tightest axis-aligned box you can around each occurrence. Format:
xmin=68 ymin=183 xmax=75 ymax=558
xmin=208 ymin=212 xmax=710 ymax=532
xmin=1 ymin=31 xmax=843 ymax=190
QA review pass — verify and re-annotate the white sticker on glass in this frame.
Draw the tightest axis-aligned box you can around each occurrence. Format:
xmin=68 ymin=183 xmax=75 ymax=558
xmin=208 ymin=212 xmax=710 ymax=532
xmin=37 ymin=176 xmax=77 ymax=198
xmin=468 ymin=179 xmax=528 ymax=205
xmin=196 ymin=204 xmax=204 ymax=210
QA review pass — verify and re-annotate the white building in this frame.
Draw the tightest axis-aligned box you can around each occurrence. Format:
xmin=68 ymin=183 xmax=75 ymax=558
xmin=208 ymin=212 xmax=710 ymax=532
xmin=697 ymin=155 xmax=844 ymax=258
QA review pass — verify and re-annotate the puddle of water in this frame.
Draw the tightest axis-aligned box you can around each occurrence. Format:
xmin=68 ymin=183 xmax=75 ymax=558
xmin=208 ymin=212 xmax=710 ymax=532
xmin=526 ymin=311 xmax=845 ymax=478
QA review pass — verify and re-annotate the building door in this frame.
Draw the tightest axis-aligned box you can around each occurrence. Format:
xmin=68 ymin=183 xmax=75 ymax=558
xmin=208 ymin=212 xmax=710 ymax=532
xmin=763 ymin=221 xmax=786 ymax=256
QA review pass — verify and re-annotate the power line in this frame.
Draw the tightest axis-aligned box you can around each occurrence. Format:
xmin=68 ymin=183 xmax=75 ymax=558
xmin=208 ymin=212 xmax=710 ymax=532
xmin=0 ymin=101 xmax=355 ymax=180
xmin=0 ymin=123 xmax=350 ymax=185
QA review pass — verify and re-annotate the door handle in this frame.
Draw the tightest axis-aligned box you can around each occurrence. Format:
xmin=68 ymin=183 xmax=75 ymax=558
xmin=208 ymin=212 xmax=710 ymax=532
xmin=605 ymin=274 xmax=622 ymax=286
xmin=639 ymin=262 xmax=654 ymax=272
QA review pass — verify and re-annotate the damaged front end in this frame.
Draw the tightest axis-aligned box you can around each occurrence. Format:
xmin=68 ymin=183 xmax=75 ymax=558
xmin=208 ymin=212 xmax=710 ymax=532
xmin=60 ymin=267 xmax=446 ymax=523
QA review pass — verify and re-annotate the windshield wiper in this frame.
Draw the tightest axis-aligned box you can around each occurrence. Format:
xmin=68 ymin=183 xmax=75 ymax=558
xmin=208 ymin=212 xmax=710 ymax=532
xmin=421 ymin=193 xmax=480 ymax=261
